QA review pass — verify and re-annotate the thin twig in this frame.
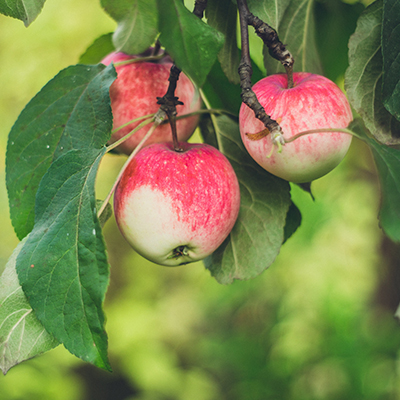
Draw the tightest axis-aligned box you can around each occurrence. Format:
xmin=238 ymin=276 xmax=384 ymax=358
xmin=193 ymin=0 xmax=208 ymax=18
xmin=156 ymin=1 xmax=207 ymax=152
xmin=237 ymin=0 xmax=284 ymax=145
xmin=97 ymin=121 xmax=163 ymax=219
xmin=156 ymin=65 xmax=184 ymax=151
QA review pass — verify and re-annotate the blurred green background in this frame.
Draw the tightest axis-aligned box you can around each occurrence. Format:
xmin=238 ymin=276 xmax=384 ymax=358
xmin=1 ymin=0 xmax=400 ymax=399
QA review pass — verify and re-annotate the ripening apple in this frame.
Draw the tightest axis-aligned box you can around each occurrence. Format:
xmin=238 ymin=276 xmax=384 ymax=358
xmin=102 ymin=50 xmax=202 ymax=155
xmin=113 ymin=142 xmax=241 ymax=266
xmin=239 ymin=72 xmax=353 ymax=183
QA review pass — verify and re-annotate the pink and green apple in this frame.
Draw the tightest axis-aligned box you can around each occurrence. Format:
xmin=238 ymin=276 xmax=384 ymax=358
xmin=102 ymin=50 xmax=202 ymax=155
xmin=239 ymin=72 xmax=353 ymax=183
xmin=113 ymin=142 xmax=241 ymax=266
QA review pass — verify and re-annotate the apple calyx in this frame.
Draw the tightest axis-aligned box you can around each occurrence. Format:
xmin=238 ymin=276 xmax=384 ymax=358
xmin=168 ymin=245 xmax=190 ymax=262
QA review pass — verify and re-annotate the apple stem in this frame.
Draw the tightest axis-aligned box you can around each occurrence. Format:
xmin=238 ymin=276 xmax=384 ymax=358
xmin=113 ymin=54 xmax=165 ymax=67
xmin=155 ymin=2 xmax=207 ymax=153
xmin=98 ymin=121 xmax=163 ymax=219
xmin=106 ymin=116 xmax=155 ymax=153
xmin=156 ymin=65 xmax=184 ymax=152
xmin=284 ymin=128 xmax=356 ymax=144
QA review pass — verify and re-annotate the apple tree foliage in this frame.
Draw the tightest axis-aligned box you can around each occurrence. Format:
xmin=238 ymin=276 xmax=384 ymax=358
xmin=0 ymin=0 xmax=400 ymax=374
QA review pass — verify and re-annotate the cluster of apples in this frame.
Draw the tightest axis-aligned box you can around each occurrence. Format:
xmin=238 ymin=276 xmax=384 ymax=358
xmin=103 ymin=50 xmax=352 ymax=267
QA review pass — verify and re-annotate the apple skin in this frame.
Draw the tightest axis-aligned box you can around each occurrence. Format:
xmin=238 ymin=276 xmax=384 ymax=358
xmin=239 ymin=72 xmax=353 ymax=183
xmin=102 ymin=51 xmax=202 ymax=155
xmin=113 ymin=142 xmax=241 ymax=266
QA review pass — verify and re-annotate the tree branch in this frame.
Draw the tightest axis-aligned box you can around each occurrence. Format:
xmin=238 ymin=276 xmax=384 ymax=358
xmin=237 ymin=0 xmax=295 ymax=144
xmin=193 ymin=0 xmax=208 ymax=18
xmin=156 ymin=1 xmax=208 ymax=152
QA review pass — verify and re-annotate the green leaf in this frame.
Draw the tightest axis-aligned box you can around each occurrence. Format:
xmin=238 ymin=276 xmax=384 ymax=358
xmin=345 ymin=0 xmax=400 ymax=146
xmin=206 ymin=0 xmax=240 ymax=84
xmin=382 ymin=0 xmax=400 ymax=121
xmin=0 ymin=238 xmax=59 ymax=375
xmin=354 ymin=124 xmax=400 ymax=242
xmin=248 ymin=0 xmax=322 ymax=75
xmin=101 ymin=0 xmax=158 ymax=55
xmin=157 ymin=0 xmax=224 ymax=88
xmin=6 ymin=64 xmax=116 ymax=240
xmin=16 ymin=149 xmax=111 ymax=370
xmin=315 ymin=0 xmax=364 ymax=81
xmin=0 ymin=0 xmax=45 ymax=26
xmin=96 ymin=200 xmax=113 ymax=228
xmin=283 ymin=200 xmax=302 ymax=243
xmin=79 ymin=33 xmax=115 ymax=65
xmin=200 ymin=115 xmax=291 ymax=284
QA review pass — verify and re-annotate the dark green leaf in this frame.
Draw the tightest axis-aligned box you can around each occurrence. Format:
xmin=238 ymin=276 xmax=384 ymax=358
xmin=283 ymin=201 xmax=302 ymax=244
xmin=79 ymin=33 xmax=115 ymax=65
xmin=0 ymin=0 xmax=45 ymax=26
xmin=315 ymin=0 xmax=364 ymax=81
xmin=16 ymin=149 xmax=111 ymax=370
xmin=248 ymin=0 xmax=322 ymax=75
xmin=201 ymin=61 xmax=242 ymax=115
xmin=6 ymin=64 xmax=116 ymax=240
xmin=157 ymin=0 xmax=224 ymax=88
xmin=355 ymin=126 xmax=400 ymax=242
xmin=0 ymin=238 xmax=59 ymax=375
xmin=345 ymin=0 xmax=400 ymax=146
xmin=206 ymin=0 xmax=240 ymax=84
xmin=201 ymin=115 xmax=291 ymax=284
xmin=382 ymin=0 xmax=400 ymax=121
xmin=101 ymin=0 xmax=158 ymax=55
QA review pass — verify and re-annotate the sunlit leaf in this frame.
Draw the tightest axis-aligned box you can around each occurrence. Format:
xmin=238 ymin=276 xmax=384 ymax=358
xmin=200 ymin=115 xmax=291 ymax=284
xmin=79 ymin=33 xmax=115 ymax=65
xmin=0 ymin=238 xmax=59 ymax=375
xmin=345 ymin=0 xmax=400 ymax=145
xmin=157 ymin=0 xmax=224 ymax=87
xmin=6 ymin=64 xmax=116 ymax=240
xmin=382 ymin=0 xmax=400 ymax=121
xmin=16 ymin=149 xmax=111 ymax=370
xmin=0 ymin=0 xmax=45 ymax=26
xmin=101 ymin=0 xmax=158 ymax=55
xmin=248 ymin=0 xmax=322 ymax=75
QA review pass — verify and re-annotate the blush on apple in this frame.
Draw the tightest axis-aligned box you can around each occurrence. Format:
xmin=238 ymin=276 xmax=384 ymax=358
xmin=102 ymin=50 xmax=202 ymax=155
xmin=113 ymin=142 xmax=241 ymax=266
xmin=239 ymin=72 xmax=353 ymax=183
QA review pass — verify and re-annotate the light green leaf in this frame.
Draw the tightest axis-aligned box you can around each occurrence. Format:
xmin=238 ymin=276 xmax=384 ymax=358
xmin=0 ymin=0 xmax=45 ymax=26
xmin=157 ymin=0 xmax=224 ymax=88
xmin=101 ymin=0 xmax=159 ymax=55
xmin=79 ymin=33 xmax=115 ymax=65
xmin=0 ymin=238 xmax=59 ymax=375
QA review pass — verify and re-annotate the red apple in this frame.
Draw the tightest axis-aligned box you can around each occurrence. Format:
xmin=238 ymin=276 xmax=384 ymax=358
xmin=102 ymin=50 xmax=202 ymax=155
xmin=239 ymin=72 xmax=353 ymax=183
xmin=113 ymin=142 xmax=241 ymax=266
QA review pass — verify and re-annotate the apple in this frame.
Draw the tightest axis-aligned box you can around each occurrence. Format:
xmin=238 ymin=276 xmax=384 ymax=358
xmin=102 ymin=50 xmax=202 ymax=155
xmin=113 ymin=142 xmax=241 ymax=266
xmin=239 ymin=72 xmax=353 ymax=183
